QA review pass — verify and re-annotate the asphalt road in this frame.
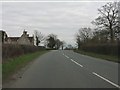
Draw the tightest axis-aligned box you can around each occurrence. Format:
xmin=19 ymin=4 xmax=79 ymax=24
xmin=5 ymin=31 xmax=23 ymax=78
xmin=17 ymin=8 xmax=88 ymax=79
xmin=9 ymin=50 xmax=119 ymax=88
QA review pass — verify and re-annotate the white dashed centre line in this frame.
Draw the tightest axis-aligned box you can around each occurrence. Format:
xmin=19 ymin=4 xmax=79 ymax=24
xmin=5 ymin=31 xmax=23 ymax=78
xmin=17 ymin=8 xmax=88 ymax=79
xmin=62 ymin=53 xmax=119 ymax=88
xmin=63 ymin=53 xmax=83 ymax=68
xmin=70 ymin=59 xmax=83 ymax=67
xmin=92 ymin=72 xmax=120 ymax=88
xmin=65 ymin=55 xmax=69 ymax=59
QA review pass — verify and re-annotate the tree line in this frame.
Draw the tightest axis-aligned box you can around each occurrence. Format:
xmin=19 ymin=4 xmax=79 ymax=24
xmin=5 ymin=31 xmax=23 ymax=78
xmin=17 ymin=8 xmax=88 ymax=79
xmin=34 ymin=30 xmax=65 ymax=50
xmin=34 ymin=2 xmax=119 ymax=52
xmin=75 ymin=2 xmax=119 ymax=49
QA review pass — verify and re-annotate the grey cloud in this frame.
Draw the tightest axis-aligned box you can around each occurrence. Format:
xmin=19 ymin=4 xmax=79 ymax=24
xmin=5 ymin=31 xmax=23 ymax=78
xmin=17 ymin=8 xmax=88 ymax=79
xmin=1 ymin=0 xmax=116 ymax=1
xmin=2 ymin=1 xmax=116 ymax=46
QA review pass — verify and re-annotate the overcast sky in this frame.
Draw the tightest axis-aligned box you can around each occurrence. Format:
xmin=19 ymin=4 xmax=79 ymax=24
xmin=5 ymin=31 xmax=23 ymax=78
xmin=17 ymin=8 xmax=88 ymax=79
xmin=1 ymin=0 xmax=116 ymax=46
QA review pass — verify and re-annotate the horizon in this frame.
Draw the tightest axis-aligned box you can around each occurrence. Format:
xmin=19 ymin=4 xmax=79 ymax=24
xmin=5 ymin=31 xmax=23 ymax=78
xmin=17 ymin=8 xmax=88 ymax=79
xmin=1 ymin=0 xmax=116 ymax=46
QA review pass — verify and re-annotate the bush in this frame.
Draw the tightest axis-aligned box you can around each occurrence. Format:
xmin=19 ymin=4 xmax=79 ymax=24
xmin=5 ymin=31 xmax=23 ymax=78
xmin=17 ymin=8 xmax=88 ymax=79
xmin=2 ymin=44 xmax=46 ymax=62
xmin=80 ymin=43 xmax=119 ymax=56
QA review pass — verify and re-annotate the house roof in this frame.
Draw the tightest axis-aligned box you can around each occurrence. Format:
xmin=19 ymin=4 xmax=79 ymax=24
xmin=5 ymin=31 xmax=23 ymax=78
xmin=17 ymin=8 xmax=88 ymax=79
xmin=8 ymin=37 xmax=19 ymax=42
xmin=8 ymin=37 xmax=33 ymax=42
xmin=2 ymin=30 xmax=34 ymax=44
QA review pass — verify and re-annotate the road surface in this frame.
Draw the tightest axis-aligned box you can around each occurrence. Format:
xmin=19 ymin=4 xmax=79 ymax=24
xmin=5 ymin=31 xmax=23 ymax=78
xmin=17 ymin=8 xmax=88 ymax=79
xmin=9 ymin=50 xmax=119 ymax=88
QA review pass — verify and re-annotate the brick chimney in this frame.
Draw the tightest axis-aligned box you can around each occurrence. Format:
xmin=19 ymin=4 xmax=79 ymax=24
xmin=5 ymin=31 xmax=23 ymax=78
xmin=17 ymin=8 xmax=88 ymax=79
xmin=23 ymin=30 xmax=27 ymax=35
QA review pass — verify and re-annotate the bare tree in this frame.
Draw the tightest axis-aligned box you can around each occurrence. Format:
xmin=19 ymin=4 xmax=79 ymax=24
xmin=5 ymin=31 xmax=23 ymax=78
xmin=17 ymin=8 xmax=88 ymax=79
xmin=75 ymin=34 xmax=81 ymax=49
xmin=116 ymin=2 xmax=120 ymax=40
xmin=92 ymin=2 xmax=119 ymax=42
xmin=34 ymin=30 xmax=44 ymax=46
xmin=75 ymin=27 xmax=92 ymax=49
xmin=78 ymin=27 xmax=92 ymax=43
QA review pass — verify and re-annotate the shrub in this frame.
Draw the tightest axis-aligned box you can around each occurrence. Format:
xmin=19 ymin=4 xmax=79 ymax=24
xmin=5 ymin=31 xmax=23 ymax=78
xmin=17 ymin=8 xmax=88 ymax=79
xmin=80 ymin=43 xmax=119 ymax=56
xmin=2 ymin=44 xmax=46 ymax=62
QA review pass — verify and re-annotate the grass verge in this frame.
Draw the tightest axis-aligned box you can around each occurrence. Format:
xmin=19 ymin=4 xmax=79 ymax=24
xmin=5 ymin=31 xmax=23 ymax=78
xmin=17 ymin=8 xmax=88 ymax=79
xmin=3 ymin=50 xmax=49 ymax=82
xmin=74 ymin=50 xmax=119 ymax=63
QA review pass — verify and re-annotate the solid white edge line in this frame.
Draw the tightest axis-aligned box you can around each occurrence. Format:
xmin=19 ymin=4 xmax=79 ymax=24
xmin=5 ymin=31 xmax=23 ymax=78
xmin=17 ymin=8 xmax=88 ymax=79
xmin=92 ymin=72 xmax=120 ymax=88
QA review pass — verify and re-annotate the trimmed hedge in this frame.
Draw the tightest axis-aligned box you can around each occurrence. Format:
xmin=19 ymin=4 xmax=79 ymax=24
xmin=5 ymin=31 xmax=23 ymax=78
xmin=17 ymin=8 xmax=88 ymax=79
xmin=2 ymin=44 xmax=45 ymax=62
xmin=80 ymin=43 xmax=119 ymax=56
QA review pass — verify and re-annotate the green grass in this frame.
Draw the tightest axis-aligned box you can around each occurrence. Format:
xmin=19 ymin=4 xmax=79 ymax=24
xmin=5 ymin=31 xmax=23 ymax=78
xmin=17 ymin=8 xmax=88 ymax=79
xmin=74 ymin=50 xmax=119 ymax=63
xmin=3 ymin=50 xmax=49 ymax=81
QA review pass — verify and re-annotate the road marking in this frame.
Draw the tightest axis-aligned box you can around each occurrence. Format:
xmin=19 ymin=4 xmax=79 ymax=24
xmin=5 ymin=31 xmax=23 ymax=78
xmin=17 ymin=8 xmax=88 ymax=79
xmin=70 ymin=59 xmax=74 ymax=62
xmin=63 ymin=54 xmax=69 ymax=58
xmin=65 ymin=55 xmax=69 ymax=59
xmin=63 ymin=54 xmax=83 ymax=67
xmin=70 ymin=59 xmax=83 ymax=67
xmin=63 ymin=53 xmax=119 ymax=88
xmin=92 ymin=72 xmax=120 ymax=88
